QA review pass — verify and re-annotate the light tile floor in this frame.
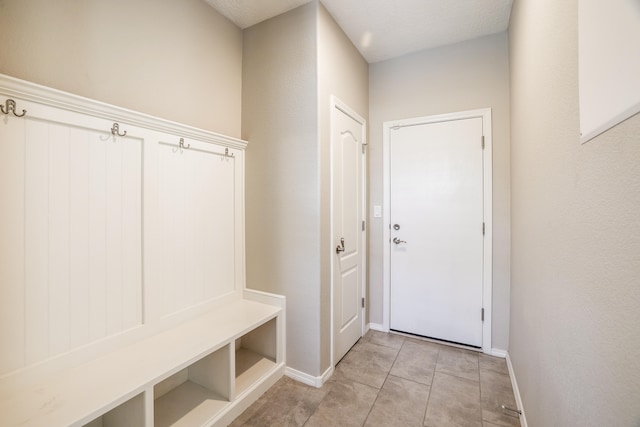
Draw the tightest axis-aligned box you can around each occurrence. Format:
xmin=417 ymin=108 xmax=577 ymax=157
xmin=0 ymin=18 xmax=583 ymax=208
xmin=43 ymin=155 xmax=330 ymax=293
xmin=230 ymin=330 xmax=521 ymax=427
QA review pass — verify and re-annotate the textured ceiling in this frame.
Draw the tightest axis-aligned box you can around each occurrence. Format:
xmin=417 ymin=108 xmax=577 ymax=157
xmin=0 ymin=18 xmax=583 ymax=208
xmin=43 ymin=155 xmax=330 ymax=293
xmin=322 ymin=0 xmax=513 ymax=63
xmin=204 ymin=0 xmax=311 ymax=29
xmin=205 ymin=0 xmax=513 ymax=63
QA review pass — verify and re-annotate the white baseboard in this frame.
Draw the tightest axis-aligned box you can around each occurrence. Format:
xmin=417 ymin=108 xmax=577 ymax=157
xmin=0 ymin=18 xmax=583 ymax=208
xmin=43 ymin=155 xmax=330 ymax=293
xmin=490 ymin=348 xmax=507 ymax=358
xmin=368 ymin=323 xmax=386 ymax=332
xmin=285 ymin=365 xmax=333 ymax=388
xmin=506 ymin=352 xmax=528 ymax=427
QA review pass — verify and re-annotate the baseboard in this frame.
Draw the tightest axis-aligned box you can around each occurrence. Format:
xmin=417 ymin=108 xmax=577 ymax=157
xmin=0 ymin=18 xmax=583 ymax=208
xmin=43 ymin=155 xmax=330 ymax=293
xmin=284 ymin=365 xmax=333 ymax=388
xmin=490 ymin=348 xmax=507 ymax=358
xmin=368 ymin=323 xmax=386 ymax=332
xmin=506 ymin=352 xmax=528 ymax=427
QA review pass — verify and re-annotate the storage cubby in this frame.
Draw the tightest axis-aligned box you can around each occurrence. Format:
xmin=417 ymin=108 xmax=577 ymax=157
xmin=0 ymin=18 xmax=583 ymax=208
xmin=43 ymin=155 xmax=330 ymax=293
xmin=83 ymin=393 xmax=145 ymax=427
xmin=154 ymin=345 xmax=231 ymax=427
xmin=235 ymin=317 xmax=278 ymax=396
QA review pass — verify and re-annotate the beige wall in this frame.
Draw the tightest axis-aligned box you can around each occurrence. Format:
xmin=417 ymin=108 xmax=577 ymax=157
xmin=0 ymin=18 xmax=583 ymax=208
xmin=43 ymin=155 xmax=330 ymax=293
xmin=0 ymin=0 xmax=242 ymax=137
xmin=317 ymin=2 xmax=369 ymax=373
xmin=369 ymin=33 xmax=511 ymax=350
xmin=509 ymin=0 xmax=640 ymax=425
xmin=243 ymin=2 xmax=368 ymax=377
xmin=242 ymin=3 xmax=321 ymax=375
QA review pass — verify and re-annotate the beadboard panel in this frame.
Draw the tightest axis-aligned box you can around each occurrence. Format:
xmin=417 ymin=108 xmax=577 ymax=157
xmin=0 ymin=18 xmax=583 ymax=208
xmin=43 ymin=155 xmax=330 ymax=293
xmin=155 ymin=140 xmax=237 ymax=318
xmin=0 ymin=114 xmax=26 ymax=373
xmin=0 ymin=101 xmax=143 ymax=375
xmin=0 ymin=74 xmax=248 ymax=381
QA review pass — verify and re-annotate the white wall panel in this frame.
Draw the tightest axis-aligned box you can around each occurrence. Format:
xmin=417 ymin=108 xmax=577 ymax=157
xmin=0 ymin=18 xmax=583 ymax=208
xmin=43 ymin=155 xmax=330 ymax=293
xmin=24 ymin=119 xmax=51 ymax=365
xmin=121 ymin=135 xmax=143 ymax=331
xmin=88 ymin=130 xmax=108 ymax=342
xmin=68 ymin=128 xmax=91 ymax=349
xmin=0 ymin=105 xmax=143 ymax=374
xmin=156 ymin=142 xmax=236 ymax=318
xmin=0 ymin=116 xmax=26 ymax=373
xmin=48 ymin=124 xmax=71 ymax=356
xmin=106 ymin=133 xmax=124 ymax=335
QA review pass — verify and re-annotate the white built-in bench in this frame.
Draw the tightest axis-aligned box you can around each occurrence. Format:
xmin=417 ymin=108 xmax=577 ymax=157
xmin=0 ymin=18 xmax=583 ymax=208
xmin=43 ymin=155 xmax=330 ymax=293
xmin=0 ymin=75 xmax=285 ymax=427
xmin=0 ymin=291 xmax=285 ymax=427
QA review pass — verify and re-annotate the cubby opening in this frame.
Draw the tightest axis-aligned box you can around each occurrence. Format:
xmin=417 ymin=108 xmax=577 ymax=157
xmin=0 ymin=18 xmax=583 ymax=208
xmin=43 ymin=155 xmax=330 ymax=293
xmin=83 ymin=392 xmax=145 ymax=427
xmin=235 ymin=317 xmax=277 ymax=396
xmin=154 ymin=345 xmax=231 ymax=427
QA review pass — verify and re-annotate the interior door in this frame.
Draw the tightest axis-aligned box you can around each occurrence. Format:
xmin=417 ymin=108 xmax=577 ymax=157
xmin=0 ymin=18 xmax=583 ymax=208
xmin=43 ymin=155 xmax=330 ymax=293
xmin=332 ymin=101 xmax=365 ymax=363
xmin=389 ymin=117 xmax=484 ymax=347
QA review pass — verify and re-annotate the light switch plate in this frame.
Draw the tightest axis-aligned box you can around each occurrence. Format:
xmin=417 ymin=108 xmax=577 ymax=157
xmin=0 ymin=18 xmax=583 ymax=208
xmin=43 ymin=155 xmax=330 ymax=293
xmin=373 ymin=205 xmax=382 ymax=218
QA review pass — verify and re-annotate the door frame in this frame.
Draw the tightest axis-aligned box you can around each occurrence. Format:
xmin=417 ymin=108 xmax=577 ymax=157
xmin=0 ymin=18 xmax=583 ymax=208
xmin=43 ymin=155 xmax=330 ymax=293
xmin=382 ymin=108 xmax=492 ymax=354
xmin=330 ymin=95 xmax=367 ymax=368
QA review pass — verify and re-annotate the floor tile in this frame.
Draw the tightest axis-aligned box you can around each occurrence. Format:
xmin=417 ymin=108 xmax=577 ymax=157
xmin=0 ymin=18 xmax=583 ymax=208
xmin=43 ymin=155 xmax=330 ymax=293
xmin=435 ymin=346 xmax=480 ymax=382
xmin=231 ymin=332 xmax=519 ymax=427
xmin=304 ymin=379 xmax=379 ymax=427
xmin=333 ymin=341 xmax=399 ymax=389
xmin=229 ymin=377 xmax=285 ymax=426
xmin=478 ymin=354 xmax=509 ymax=375
xmin=363 ymin=330 xmax=406 ymax=349
xmin=364 ymin=375 xmax=430 ymax=427
xmin=229 ymin=376 xmax=328 ymax=427
xmin=479 ymin=369 xmax=521 ymax=427
xmin=424 ymin=372 xmax=482 ymax=427
xmin=390 ymin=339 xmax=439 ymax=385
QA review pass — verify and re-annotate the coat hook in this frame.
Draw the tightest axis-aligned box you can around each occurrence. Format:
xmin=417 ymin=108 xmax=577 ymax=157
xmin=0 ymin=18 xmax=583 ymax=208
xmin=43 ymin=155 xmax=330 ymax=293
xmin=111 ymin=122 xmax=127 ymax=137
xmin=179 ymin=138 xmax=190 ymax=150
xmin=225 ymin=148 xmax=234 ymax=158
xmin=1 ymin=99 xmax=27 ymax=117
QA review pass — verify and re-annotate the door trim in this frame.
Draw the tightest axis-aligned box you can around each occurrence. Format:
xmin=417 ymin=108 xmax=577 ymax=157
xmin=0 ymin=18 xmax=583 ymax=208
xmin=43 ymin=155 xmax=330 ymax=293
xmin=382 ymin=108 xmax=492 ymax=353
xmin=330 ymin=96 xmax=367 ymax=368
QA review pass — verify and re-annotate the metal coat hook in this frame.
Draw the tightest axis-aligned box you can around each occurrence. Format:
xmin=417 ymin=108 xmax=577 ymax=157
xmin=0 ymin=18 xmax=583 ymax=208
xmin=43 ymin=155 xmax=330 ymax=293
xmin=173 ymin=137 xmax=190 ymax=153
xmin=111 ymin=122 xmax=127 ymax=137
xmin=223 ymin=148 xmax=234 ymax=159
xmin=1 ymin=99 xmax=27 ymax=117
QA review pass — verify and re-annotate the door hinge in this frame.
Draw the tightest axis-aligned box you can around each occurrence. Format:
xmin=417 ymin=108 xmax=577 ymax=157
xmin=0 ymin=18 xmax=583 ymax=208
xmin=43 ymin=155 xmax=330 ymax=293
xmin=362 ymin=220 xmax=365 ymax=231
xmin=362 ymin=297 xmax=365 ymax=308
xmin=362 ymin=142 xmax=367 ymax=154
xmin=481 ymin=136 xmax=485 ymax=150
xmin=482 ymin=222 xmax=485 ymax=235
xmin=481 ymin=308 xmax=485 ymax=321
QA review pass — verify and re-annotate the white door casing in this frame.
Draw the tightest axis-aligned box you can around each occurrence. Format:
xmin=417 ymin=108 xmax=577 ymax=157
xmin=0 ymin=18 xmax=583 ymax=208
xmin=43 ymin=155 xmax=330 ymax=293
xmin=382 ymin=109 xmax=493 ymax=353
xmin=331 ymin=96 xmax=366 ymax=365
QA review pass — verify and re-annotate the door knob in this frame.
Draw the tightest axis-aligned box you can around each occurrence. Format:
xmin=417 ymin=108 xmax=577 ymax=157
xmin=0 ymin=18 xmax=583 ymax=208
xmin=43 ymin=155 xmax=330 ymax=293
xmin=336 ymin=237 xmax=345 ymax=254
xmin=393 ymin=237 xmax=406 ymax=245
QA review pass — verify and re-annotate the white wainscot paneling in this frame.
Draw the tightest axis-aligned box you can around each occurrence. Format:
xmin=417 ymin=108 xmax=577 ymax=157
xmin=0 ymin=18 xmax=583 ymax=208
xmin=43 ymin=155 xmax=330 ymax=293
xmin=0 ymin=105 xmax=143 ymax=375
xmin=0 ymin=75 xmax=285 ymax=427
xmin=155 ymin=140 xmax=237 ymax=318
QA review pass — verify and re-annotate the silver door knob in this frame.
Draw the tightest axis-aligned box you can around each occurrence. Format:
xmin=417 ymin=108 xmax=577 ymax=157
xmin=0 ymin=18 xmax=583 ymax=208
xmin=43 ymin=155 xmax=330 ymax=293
xmin=336 ymin=237 xmax=345 ymax=254
xmin=393 ymin=237 xmax=406 ymax=244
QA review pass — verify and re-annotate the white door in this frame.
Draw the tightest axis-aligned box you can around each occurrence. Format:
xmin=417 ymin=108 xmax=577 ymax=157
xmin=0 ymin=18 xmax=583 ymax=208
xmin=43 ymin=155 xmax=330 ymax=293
xmin=389 ymin=117 xmax=484 ymax=347
xmin=332 ymin=99 xmax=365 ymax=363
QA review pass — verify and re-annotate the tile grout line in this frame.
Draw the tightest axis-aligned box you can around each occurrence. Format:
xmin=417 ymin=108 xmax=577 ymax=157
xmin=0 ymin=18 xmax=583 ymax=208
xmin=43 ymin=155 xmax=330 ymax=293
xmin=360 ymin=334 xmax=406 ymax=426
xmin=421 ymin=346 xmax=440 ymax=427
